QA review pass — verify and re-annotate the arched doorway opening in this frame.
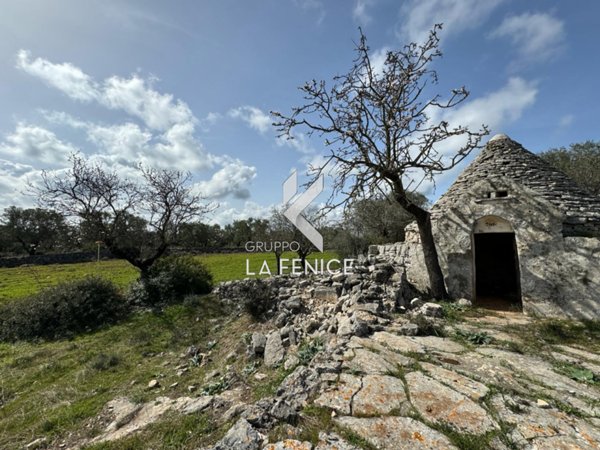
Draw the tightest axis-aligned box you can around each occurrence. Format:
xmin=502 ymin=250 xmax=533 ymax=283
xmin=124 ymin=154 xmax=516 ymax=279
xmin=472 ymin=216 xmax=522 ymax=310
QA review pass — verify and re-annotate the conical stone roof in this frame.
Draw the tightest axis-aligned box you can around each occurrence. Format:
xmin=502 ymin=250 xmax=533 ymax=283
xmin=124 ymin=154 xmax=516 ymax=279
xmin=432 ymin=134 xmax=600 ymax=236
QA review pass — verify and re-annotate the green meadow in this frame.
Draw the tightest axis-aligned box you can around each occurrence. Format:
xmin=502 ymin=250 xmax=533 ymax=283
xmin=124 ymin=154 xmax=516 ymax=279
xmin=0 ymin=250 xmax=338 ymax=448
xmin=0 ymin=251 xmax=339 ymax=304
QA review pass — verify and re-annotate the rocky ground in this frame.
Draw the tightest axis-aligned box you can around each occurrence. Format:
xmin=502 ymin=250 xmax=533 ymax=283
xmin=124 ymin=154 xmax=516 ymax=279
xmin=58 ymin=258 xmax=600 ymax=450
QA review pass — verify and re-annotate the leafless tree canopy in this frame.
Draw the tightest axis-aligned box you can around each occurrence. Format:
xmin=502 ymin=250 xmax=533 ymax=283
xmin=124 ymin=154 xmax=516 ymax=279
xmin=35 ymin=155 xmax=214 ymax=276
xmin=273 ymin=25 xmax=489 ymax=298
xmin=273 ymin=25 xmax=488 ymax=208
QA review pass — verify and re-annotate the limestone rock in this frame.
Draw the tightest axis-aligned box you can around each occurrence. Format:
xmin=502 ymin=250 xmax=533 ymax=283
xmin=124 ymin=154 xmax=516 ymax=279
xmin=420 ymin=362 xmax=488 ymax=401
xmin=417 ymin=302 xmax=443 ymax=318
xmin=352 ymin=374 xmax=409 ymax=416
xmin=342 ymin=348 xmax=397 ymax=375
xmin=263 ymin=439 xmax=313 ymax=450
xmin=264 ymin=332 xmax=285 ymax=367
xmin=405 ymin=371 xmax=498 ymax=434
xmin=372 ymin=331 xmax=425 ymax=354
xmin=335 ymin=416 xmax=457 ymax=449
xmin=213 ymin=418 xmax=264 ymax=450
xmin=314 ymin=374 xmax=361 ymax=415
xmin=251 ymin=332 xmax=267 ymax=355
xmin=315 ymin=432 xmax=360 ymax=450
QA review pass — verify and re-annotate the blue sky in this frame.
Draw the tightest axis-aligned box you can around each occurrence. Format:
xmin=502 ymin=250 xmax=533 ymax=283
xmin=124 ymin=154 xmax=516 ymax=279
xmin=0 ymin=0 xmax=598 ymax=224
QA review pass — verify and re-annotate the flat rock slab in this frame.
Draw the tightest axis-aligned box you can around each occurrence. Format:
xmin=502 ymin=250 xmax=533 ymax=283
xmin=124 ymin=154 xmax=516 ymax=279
xmin=335 ymin=416 xmax=457 ymax=450
xmin=342 ymin=348 xmax=398 ymax=375
xmin=263 ymin=440 xmax=313 ymax=450
xmin=433 ymin=351 xmax=535 ymax=397
xmin=477 ymin=348 xmax=600 ymax=412
xmin=529 ymin=434 xmax=600 ymax=449
xmin=89 ymin=395 xmax=214 ymax=445
xmin=314 ymin=374 xmax=361 ymax=415
xmin=555 ymin=345 xmax=600 ymax=365
xmin=490 ymin=394 xmax=600 ymax=448
xmin=420 ymin=362 xmax=489 ymax=401
xmin=353 ymin=374 xmax=409 ymax=416
xmin=551 ymin=351 xmax=600 ymax=377
xmin=372 ymin=331 xmax=425 ymax=354
xmin=348 ymin=336 xmax=415 ymax=367
xmin=405 ymin=371 xmax=498 ymax=435
xmin=314 ymin=432 xmax=361 ymax=450
xmin=410 ymin=336 xmax=466 ymax=354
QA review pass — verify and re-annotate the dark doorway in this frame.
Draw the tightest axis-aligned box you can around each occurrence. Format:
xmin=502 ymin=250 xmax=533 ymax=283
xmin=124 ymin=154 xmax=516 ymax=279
xmin=474 ymin=232 xmax=522 ymax=310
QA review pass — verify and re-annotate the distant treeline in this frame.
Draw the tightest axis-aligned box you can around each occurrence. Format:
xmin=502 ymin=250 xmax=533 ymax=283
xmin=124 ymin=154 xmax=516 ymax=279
xmin=0 ymin=193 xmax=427 ymax=262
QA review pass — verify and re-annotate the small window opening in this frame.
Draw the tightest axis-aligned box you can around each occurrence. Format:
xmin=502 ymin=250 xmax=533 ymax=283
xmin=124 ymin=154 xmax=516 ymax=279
xmin=496 ymin=190 xmax=508 ymax=198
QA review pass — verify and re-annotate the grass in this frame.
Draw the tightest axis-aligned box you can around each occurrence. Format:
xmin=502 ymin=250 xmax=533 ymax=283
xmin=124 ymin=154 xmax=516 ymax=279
xmin=0 ymin=295 xmax=232 ymax=449
xmin=500 ymin=318 xmax=600 ymax=354
xmin=0 ymin=251 xmax=339 ymax=305
xmin=0 ymin=250 xmax=343 ymax=447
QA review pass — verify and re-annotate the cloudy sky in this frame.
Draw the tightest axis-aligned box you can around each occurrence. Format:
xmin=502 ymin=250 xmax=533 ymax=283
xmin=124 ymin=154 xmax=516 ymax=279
xmin=0 ymin=0 xmax=597 ymax=224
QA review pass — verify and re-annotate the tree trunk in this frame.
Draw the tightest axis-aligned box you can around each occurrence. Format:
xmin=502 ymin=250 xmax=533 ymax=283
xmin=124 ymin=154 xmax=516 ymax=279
xmin=392 ymin=185 xmax=448 ymax=299
xmin=413 ymin=212 xmax=448 ymax=299
xmin=274 ymin=251 xmax=282 ymax=275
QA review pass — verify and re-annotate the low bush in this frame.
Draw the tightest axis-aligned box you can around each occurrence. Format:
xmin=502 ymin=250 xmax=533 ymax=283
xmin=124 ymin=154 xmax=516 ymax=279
xmin=128 ymin=255 xmax=213 ymax=306
xmin=240 ymin=279 xmax=276 ymax=320
xmin=0 ymin=276 xmax=128 ymax=341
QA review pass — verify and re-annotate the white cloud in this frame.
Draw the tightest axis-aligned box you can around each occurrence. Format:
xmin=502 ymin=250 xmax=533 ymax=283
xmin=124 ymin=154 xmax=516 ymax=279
xmin=45 ymin=110 xmax=213 ymax=171
xmin=16 ymin=50 xmax=98 ymax=102
xmin=101 ymin=75 xmax=194 ymax=131
xmin=559 ymin=114 xmax=574 ymax=128
xmin=228 ymin=106 xmax=271 ymax=134
xmin=195 ymin=158 xmax=257 ymax=199
xmin=0 ymin=123 xmax=76 ymax=166
xmin=13 ymin=51 xmax=257 ymax=204
xmin=152 ymin=121 xmax=214 ymax=170
xmin=370 ymin=47 xmax=390 ymax=77
xmin=353 ymin=0 xmax=376 ymax=25
xmin=293 ymin=0 xmax=326 ymax=25
xmin=199 ymin=112 xmax=222 ymax=131
xmin=276 ymin=131 xmax=316 ymax=155
xmin=489 ymin=12 xmax=566 ymax=66
xmin=398 ymin=0 xmax=505 ymax=43
xmin=18 ymin=52 xmax=194 ymax=132
xmin=419 ymin=77 xmax=538 ymax=196
xmin=436 ymin=77 xmax=538 ymax=133
xmin=86 ymin=122 xmax=152 ymax=158
xmin=207 ymin=200 xmax=273 ymax=226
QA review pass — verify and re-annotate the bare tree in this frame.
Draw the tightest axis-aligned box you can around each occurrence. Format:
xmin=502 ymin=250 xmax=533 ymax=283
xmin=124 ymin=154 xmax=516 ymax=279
xmin=35 ymin=155 xmax=214 ymax=278
xmin=273 ymin=25 xmax=488 ymax=298
xmin=267 ymin=207 xmax=294 ymax=274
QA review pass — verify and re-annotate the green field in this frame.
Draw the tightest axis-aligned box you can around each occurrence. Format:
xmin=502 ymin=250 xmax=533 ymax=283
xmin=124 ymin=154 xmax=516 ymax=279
xmin=0 ymin=250 xmax=339 ymax=448
xmin=0 ymin=251 xmax=338 ymax=304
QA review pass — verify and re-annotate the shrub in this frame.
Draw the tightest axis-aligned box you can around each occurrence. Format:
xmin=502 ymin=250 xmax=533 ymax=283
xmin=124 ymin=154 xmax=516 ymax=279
xmin=239 ymin=279 xmax=276 ymax=320
xmin=128 ymin=255 xmax=213 ymax=306
xmin=0 ymin=276 xmax=128 ymax=341
xmin=89 ymin=353 xmax=121 ymax=371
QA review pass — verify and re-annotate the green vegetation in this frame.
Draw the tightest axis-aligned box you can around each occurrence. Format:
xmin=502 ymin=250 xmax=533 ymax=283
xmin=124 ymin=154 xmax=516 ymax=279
xmin=553 ymin=360 xmax=599 ymax=385
xmin=0 ymin=251 xmax=338 ymax=305
xmin=128 ymin=255 xmax=213 ymax=306
xmin=503 ymin=318 xmax=600 ymax=354
xmin=0 ymin=277 xmax=127 ymax=342
xmin=454 ymin=329 xmax=494 ymax=346
xmin=297 ymin=337 xmax=324 ymax=365
xmin=0 ymin=296 xmax=230 ymax=449
xmin=0 ymin=259 xmax=137 ymax=304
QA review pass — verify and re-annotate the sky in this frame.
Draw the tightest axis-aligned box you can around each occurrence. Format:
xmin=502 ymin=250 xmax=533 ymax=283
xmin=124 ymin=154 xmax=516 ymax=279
xmin=0 ymin=0 xmax=598 ymax=225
